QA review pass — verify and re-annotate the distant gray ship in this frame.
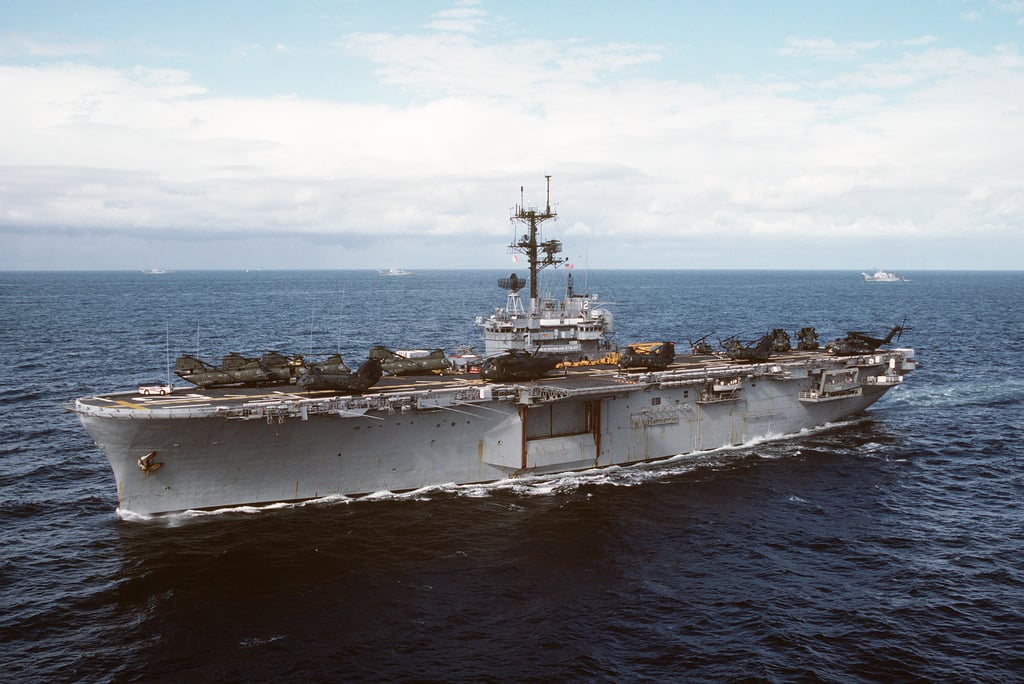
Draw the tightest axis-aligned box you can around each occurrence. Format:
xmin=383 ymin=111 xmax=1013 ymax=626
xmin=72 ymin=179 xmax=916 ymax=516
xmin=862 ymin=269 xmax=908 ymax=282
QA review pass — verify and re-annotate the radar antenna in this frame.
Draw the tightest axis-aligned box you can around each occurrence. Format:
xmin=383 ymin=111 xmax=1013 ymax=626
xmin=506 ymin=175 xmax=563 ymax=305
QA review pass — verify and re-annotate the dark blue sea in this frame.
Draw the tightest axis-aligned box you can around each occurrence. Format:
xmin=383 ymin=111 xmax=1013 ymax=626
xmin=1 ymin=269 xmax=1022 ymax=682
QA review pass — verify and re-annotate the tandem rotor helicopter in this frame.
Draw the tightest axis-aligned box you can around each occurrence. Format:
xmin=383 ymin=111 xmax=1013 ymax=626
xmin=369 ymin=346 xmax=450 ymax=376
xmin=173 ymin=351 xmax=385 ymax=394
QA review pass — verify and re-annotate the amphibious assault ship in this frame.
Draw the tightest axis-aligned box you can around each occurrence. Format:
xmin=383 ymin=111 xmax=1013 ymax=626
xmin=71 ymin=179 xmax=916 ymax=517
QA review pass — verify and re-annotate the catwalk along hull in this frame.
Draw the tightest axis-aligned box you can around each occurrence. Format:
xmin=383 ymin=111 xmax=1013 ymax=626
xmin=74 ymin=349 xmax=916 ymax=516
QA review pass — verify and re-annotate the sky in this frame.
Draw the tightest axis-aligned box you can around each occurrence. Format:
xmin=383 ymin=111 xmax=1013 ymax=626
xmin=1 ymin=0 xmax=1023 ymax=270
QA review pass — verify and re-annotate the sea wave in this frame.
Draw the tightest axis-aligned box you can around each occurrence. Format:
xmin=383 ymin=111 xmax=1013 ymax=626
xmin=5 ymin=269 xmax=1022 ymax=682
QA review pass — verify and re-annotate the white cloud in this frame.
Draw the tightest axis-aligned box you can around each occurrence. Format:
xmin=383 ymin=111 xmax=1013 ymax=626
xmin=989 ymin=0 xmax=1024 ymax=24
xmin=836 ymin=44 xmax=1024 ymax=89
xmin=425 ymin=0 xmax=489 ymax=34
xmin=778 ymin=37 xmax=883 ymax=61
xmin=992 ymin=1 xmax=1024 ymax=15
xmin=341 ymin=31 xmax=662 ymax=98
xmin=900 ymin=35 xmax=940 ymax=46
xmin=0 ymin=31 xmax=103 ymax=57
xmin=1 ymin=3 xmax=1023 ymax=269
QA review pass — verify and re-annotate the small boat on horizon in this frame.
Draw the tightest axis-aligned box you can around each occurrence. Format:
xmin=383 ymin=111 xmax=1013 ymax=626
xmin=862 ymin=269 xmax=908 ymax=282
xmin=378 ymin=268 xmax=414 ymax=276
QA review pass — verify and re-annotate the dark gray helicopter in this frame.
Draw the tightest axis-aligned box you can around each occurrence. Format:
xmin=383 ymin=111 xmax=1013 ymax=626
xmin=721 ymin=334 xmax=774 ymax=363
xmin=174 ymin=351 xmax=303 ymax=388
xmin=795 ymin=327 xmax=819 ymax=350
xmin=826 ymin=324 xmax=907 ymax=356
xmin=174 ymin=354 xmax=239 ymax=388
xmin=306 ymin=353 xmax=350 ymax=374
xmin=369 ymin=345 xmax=450 ymax=376
xmin=689 ymin=334 xmax=715 ymax=355
xmin=259 ymin=351 xmax=307 ymax=384
xmin=618 ymin=341 xmax=675 ymax=370
xmin=768 ymin=328 xmax=792 ymax=352
xmin=297 ymin=357 xmax=383 ymax=393
xmin=480 ymin=350 xmax=560 ymax=382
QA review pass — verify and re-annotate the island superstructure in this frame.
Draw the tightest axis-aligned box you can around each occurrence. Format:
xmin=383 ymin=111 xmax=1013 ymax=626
xmin=478 ymin=176 xmax=614 ymax=360
xmin=71 ymin=178 xmax=916 ymax=517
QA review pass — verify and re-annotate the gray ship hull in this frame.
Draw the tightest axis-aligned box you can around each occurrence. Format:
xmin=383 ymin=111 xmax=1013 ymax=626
xmin=74 ymin=349 xmax=916 ymax=516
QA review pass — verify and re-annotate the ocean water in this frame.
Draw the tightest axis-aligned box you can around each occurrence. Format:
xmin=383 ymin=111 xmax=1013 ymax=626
xmin=1 ymin=269 xmax=1022 ymax=682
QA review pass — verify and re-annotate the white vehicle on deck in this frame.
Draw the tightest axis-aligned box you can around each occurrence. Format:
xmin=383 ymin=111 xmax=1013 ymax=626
xmin=138 ymin=385 xmax=174 ymax=396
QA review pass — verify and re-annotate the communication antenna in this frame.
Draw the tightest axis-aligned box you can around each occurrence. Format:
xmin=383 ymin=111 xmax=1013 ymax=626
xmin=336 ymin=288 xmax=345 ymax=355
xmin=165 ymin=323 xmax=171 ymax=388
xmin=505 ymin=175 xmax=563 ymax=306
xmin=309 ymin=301 xmax=316 ymax=356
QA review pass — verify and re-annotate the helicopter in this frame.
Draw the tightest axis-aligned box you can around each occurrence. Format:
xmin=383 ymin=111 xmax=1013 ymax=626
xmin=306 ymin=353 xmax=350 ymax=374
xmin=480 ymin=350 xmax=560 ymax=382
xmin=174 ymin=351 xmax=306 ymax=388
xmin=297 ymin=357 xmax=383 ymax=393
xmin=721 ymin=334 xmax=774 ymax=363
xmin=826 ymin=324 xmax=907 ymax=356
xmin=174 ymin=352 xmax=269 ymax=388
xmin=174 ymin=354 xmax=235 ymax=388
xmin=258 ymin=351 xmax=307 ymax=384
xmin=369 ymin=345 xmax=450 ymax=376
xmin=618 ymin=341 xmax=676 ymax=370
xmin=689 ymin=334 xmax=715 ymax=355
xmin=795 ymin=327 xmax=819 ymax=350
xmin=768 ymin=328 xmax=792 ymax=352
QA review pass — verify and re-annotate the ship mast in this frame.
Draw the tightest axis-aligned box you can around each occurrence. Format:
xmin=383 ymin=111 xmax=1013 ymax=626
xmin=508 ymin=175 xmax=563 ymax=307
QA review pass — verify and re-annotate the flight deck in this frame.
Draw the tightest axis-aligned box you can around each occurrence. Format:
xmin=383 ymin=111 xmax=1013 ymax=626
xmin=77 ymin=350 xmax=839 ymax=412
